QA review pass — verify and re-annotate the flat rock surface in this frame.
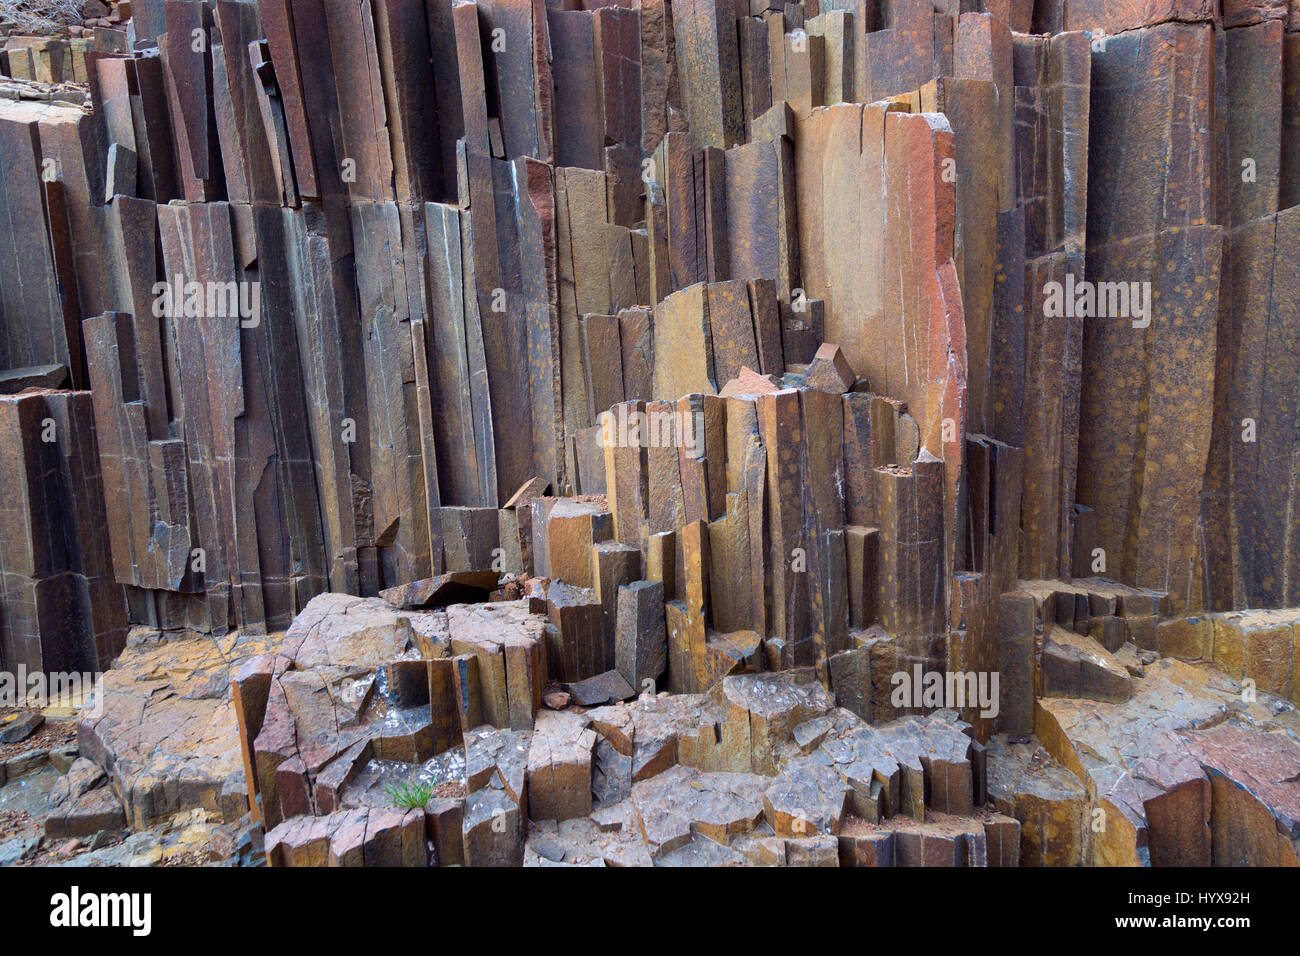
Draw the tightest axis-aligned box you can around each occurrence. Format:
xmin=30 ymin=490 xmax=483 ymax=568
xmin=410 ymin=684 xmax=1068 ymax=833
xmin=631 ymin=764 xmax=769 ymax=853
xmin=79 ymin=628 xmax=282 ymax=829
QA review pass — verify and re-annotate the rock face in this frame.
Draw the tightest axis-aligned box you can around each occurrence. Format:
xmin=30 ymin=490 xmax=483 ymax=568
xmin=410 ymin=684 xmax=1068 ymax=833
xmin=1035 ymin=657 xmax=1300 ymax=866
xmin=3 ymin=0 xmax=1300 ymax=869
xmin=74 ymin=592 xmax=548 ymax=833
xmin=44 ymin=758 xmax=126 ymax=839
xmin=51 ymin=589 xmax=1300 ymax=867
xmin=264 ymin=807 xmax=426 ymax=867
xmin=241 ymin=594 xmax=548 ymax=831
xmin=0 ymin=712 xmax=44 ymax=744
xmin=78 ymin=628 xmax=281 ymax=830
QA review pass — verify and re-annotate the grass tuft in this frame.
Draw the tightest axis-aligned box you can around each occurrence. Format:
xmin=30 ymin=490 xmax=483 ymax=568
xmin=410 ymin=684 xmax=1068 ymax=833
xmin=385 ymin=780 xmax=434 ymax=810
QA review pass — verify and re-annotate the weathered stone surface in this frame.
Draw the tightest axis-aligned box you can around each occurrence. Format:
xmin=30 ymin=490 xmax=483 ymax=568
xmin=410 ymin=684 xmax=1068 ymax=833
xmin=592 ymin=540 xmax=640 ymax=661
xmin=526 ymin=710 xmax=597 ymax=822
xmin=7 ymin=0 xmax=1300 ymax=876
xmin=1041 ymin=626 xmax=1133 ymax=703
xmin=79 ymin=628 xmax=280 ymax=829
xmin=615 ymin=580 xmax=667 ymax=692
xmin=546 ymin=580 xmax=606 ymax=683
xmin=566 ymin=670 xmax=636 ymax=707
xmin=465 ymin=725 xmax=531 ymax=806
xmin=265 ymin=806 xmax=425 ymax=867
xmin=0 ymin=711 xmax=44 ymax=744
xmin=802 ymin=343 xmax=856 ymax=395
xmin=44 ymin=757 xmax=127 ymax=838
xmin=526 ymin=804 xmax=653 ymax=867
xmin=379 ymin=572 xmax=500 ymax=610
xmin=1182 ymin=721 xmax=1300 ymax=866
xmin=876 ymin=711 xmax=976 ymax=819
xmin=763 ymin=757 xmax=850 ymax=836
xmin=547 ymin=498 xmax=613 ymax=590
xmin=631 ymin=764 xmax=767 ymax=854
xmin=1033 ymin=657 xmax=1300 ymax=866
xmin=986 ymin=736 xmax=1087 ymax=866
xmin=984 ymin=812 xmax=1022 ymax=867
xmin=449 ymin=601 xmax=546 ymax=731
xmin=712 ymin=672 xmax=836 ymax=775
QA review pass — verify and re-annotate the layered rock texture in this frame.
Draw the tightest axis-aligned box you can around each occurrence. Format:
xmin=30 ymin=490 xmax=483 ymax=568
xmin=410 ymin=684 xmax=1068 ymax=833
xmin=1 ymin=0 xmax=1300 ymax=866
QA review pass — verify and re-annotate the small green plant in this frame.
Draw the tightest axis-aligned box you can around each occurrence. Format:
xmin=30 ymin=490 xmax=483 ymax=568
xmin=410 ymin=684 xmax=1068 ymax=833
xmin=385 ymin=780 xmax=433 ymax=810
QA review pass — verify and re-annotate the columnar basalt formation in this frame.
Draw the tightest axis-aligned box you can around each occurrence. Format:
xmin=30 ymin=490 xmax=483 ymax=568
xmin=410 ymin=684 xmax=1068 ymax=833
xmin=1 ymin=0 xmax=1300 ymax=867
